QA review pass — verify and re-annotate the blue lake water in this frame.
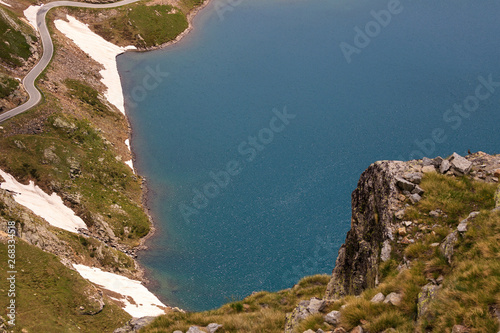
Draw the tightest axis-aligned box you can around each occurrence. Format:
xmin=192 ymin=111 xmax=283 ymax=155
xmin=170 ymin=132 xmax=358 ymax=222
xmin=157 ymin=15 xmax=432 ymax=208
xmin=118 ymin=0 xmax=500 ymax=311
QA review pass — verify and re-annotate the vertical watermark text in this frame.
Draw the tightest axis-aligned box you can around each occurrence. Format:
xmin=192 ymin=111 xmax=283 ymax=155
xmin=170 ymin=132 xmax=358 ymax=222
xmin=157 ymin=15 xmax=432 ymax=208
xmin=6 ymin=221 xmax=17 ymax=327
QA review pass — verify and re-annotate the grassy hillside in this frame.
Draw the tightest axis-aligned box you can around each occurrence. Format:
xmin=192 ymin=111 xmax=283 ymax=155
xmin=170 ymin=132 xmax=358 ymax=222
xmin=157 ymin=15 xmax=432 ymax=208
xmin=0 ymin=237 xmax=131 ymax=332
xmin=142 ymin=275 xmax=331 ymax=333
xmin=0 ymin=7 xmax=34 ymax=68
xmin=68 ymin=0 xmax=206 ymax=48
xmin=0 ymin=110 xmax=150 ymax=248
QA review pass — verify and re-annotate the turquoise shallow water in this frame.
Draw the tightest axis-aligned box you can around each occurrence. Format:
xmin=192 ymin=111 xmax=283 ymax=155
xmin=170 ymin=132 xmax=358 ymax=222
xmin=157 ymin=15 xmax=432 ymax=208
xmin=118 ymin=0 xmax=500 ymax=311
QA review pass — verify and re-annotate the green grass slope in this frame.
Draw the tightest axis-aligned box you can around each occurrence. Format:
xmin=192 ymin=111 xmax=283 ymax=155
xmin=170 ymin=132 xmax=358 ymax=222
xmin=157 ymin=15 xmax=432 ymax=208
xmin=0 ymin=237 xmax=131 ymax=332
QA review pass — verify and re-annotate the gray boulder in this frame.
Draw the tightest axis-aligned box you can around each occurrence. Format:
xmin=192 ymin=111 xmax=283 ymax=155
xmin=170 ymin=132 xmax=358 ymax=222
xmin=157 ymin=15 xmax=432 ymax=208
xmin=285 ymin=298 xmax=326 ymax=333
xmin=370 ymin=292 xmax=385 ymax=303
xmin=308 ymin=297 xmax=326 ymax=314
xmin=449 ymin=153 xmax=472 ymax=175
xmin=396 ymin=177 xmax=415 ymax=192
xmin=412 ymin=185 xmax=425 ymax=196
xmin=410 ymin=193 xmax=422 ymax=204
xmin=187 ymin=326 xmax=205 ymax=333
xmin=404 ymin=172 xmax=423 ymax=184
xmin=422 ymin=157 xmax=433 ymax=166
xmin=457 ymin=212 xmax=480 ymax=233
xmin=324 ymin=310 xmax=341 ymax=326
xmin=383 ymin=292 xmax=403 ymax=306
xmin=207 ymin=323 xmax=223 ymax=333
xmin=417 ymin=283 xmax=440 ymax=318
xmin=440 ymin=231 xmax=459 ymax=264
xmin=451 ymin=325 xmax=470 ymax=333
xmin=432 ymin=156 xmax=444 ymax=167
xmin=440 ymin=160 xmax=451 ymax=174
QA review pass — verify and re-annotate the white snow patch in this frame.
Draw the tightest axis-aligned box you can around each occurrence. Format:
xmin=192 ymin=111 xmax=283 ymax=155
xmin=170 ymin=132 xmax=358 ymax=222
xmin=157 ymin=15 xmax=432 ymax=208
xmin=24 ymin=5 xmax=42 ymax=30
xmin=125 ymin=139 xmax=131 ymax=152
xmin=124 ymin=139 xmax=134 ymax=172
xmin=73 ymin=264 xmax=167 ymax=318
xmin=0 ymin=169 xmax=87 ymax=233
xmin=125 ymin=160 xmax=134 ymax=172
xmin=54 ymin=15 xmax=136 ymax=114
xmin=0 ymin=0 xmax=12 ymax=7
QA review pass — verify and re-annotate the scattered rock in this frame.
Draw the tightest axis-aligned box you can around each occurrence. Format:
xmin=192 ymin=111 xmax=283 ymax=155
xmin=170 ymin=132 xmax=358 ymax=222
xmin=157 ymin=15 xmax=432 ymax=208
xmin=383 ymin=292 xmax=402 ymax=306
xmin=398 ymin=227 xmax=407 ymax=236
xmin=333 ymin=328 xmax=347 ymax=333
xmin=451 ymin=325 xmax=470 ymax=333
xmin=457 ymin=212 xmax=480 ymax=233
xmin=439 ymin=160 xmax=451 ymax=174
xmin=396 ymin=177 xmax=415 ymax=192
xmin=350 ymin=326 xmax=363 ymax=333
xmin=173 ymin=331 xmax=183 ymax=333
xmin=429 ymin=209 xmax=441 ymax=218
xmin=381 ymin=329 xmax=397 ymax=333
xmin=303 ymin=330 xmax=315 ymax=333
xmin=422 ymin=165 xmax=436 ymax=173
xmin=370 ymin=292 xmax=385 ymax=303
xmin=417 ymin=283 xmax=440 ymax=318
xmin=395 ymin=209 xmax=405 ymax=220
xmin=410 ymin=193 xmax=422 ymax=204
xmin=207 ymin=323 xmax=223 ymax=333
xmin=316 ymin=329 xmax=325 ymax=333
xmin=439 ymin=231 xmax=458 ymax=264
xmin=186 ymin=326 xmax=204 ymax=333
xmin=53 ymin=117 xmax=76 ymax=130
xmin=113 ymin=317 xmax=156 ymax=333
xmin=457 ymin=220 xmax=468 ymax=233
xmin=412 ymin=185 xmax=425 ymax=196
xmin=14 ymin=140 xmax=26 ymax=149
xmin=422 ymin=157 xmax=433 ymax=166
xmin=403 ymin=221 xmax=412 ymax=227
xmin=324 ymin=310 xmax=341 ymax=326
xmin=67 ymin=157 xmax=81 ymax=179
xmin=432 ymin=156 xmax=444 ymax=167
xmin=43 ymin=146 xmax=60 ymax=164
xmin=308 ymin=298 xmax=327 ymax=314
xmin=285 ymin=298 xmax=327 ymax=333
xmin=449 ymin=153 xmax=472 ymax=176
xmin=404 ymin=172 xmax=423 ymax=184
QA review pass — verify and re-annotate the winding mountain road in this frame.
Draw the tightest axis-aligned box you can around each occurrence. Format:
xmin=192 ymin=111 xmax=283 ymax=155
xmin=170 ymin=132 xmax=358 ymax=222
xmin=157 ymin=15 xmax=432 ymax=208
xmin=0 ymin=0 xmax=140 ymax=124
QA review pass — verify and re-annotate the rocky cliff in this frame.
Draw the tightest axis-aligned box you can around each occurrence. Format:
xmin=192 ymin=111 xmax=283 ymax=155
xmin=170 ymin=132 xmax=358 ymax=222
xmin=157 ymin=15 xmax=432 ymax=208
xmin=325 ymin=152 xmax=500 ymax=301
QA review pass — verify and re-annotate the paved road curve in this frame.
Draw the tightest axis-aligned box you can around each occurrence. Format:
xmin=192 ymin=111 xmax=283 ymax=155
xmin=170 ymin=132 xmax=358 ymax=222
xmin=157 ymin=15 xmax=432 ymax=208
xmin=0 ymin=0 xmax=140 ymax=124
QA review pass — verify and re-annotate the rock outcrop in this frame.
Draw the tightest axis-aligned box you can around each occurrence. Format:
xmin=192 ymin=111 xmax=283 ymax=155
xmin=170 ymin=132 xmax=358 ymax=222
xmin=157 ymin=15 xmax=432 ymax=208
xmin=325 ymin=152 xmax=500 ymax=300
xmin=325 ymin=160 xmax=412 ymax=299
